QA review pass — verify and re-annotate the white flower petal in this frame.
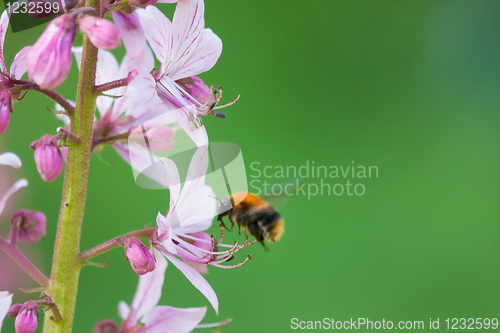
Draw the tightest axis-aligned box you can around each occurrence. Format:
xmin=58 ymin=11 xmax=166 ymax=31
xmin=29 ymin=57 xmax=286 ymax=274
xmin=0 ymin=179 xmax=27 ymax=216
xmin=112 ymin=11 xmax=147 ymax=61
xmin=165 ymin=253 xmax=218 ymax=314
xmin=0 ymin=11 xmax=10 ymax=75
xmin=136 ymin=6 xmax=173 ymax=74
xmin=0 ymin=291 xmax=13 ymax=332
xmin=95 ymin=49 xmax=120 ymax=117
xmin=0 ymin=152 xmax=21 ymax=169
xmin=140 ymin=306 xmax=207 ymax=333
xmin=118 ymin=301 xmax=130 ymax=321
xmin=127 ymin=250 xmax=168 ymax=327
xmin=10 ymin=46 xmax=32 ymax=79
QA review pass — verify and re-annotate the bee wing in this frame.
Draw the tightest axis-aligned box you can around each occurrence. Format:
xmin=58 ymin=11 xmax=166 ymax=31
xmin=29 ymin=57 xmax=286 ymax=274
xmin=260 ymin=178 xmax=301 ymax=209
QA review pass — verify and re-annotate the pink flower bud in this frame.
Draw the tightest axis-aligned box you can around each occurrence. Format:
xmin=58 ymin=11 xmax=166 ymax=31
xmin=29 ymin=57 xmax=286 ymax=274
xmin=11 ymin=210 xmax=47 ymax=243
xmin=27 ymin=15 xmax=76 ymax=90
xmin=31 ymin=134 xmax=63 ymax=182
xmin=8 ymin=303 xmax=22 ymax=318
xmin=14 ymin=301 xmax=38 ymax=333
xmin=177 ymin=76 xmax=214 ymax=105
xmin=125 ymin=237 xmax=155 ymax=275
xmin=92 ymin=319 xmax=118 ymax=333
xmin=79 ymin=17 xmax=121 ymax=50
xmin=128 ymin=125 xmax=175 ymax=152
xmin=0 ymin=90 xmax=12 ymax=135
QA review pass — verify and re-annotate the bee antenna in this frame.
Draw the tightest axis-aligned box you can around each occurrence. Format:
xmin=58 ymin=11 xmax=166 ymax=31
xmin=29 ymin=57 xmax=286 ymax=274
xmin=208 ymin=195 xmax=223 ymax=205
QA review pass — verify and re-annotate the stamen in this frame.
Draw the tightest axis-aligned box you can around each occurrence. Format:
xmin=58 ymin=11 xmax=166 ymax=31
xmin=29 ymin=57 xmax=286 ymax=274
xmin=212 ymin=255 xmax=251 ymax=269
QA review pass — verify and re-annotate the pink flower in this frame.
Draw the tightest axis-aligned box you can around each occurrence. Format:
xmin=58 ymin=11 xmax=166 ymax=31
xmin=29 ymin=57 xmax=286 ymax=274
xmin=125 ymin=237 xmax=156 ymax=275
xmin=14 ymin=301 xmax=38 ymax=333
xmin=60 ymin=47 xmax=177 ymax=186
xmin=31 ymin=134 xmax=63 ymax=182
xmin=11 ymin=210 xmax=47 ymax=243
xmin=0 ymin=90 xmax=11 ymax=134
xmin=27 ymin=14 xmax=76 ymax=90
xmin=152 ymin=147 xmax=252 ymax=314
xmin=0 ymin=291 xmax=13 ymax=331
xmin=79 ymin=17 xmax=122 ymax=50
xmin=119 ymin=0 xmax=225 ymax=147
xmin=118 ymin=253 xmax=207 ymax=333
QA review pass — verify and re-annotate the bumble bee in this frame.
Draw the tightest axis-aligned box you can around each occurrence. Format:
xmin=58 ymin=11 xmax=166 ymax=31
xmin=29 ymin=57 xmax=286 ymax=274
xmin=217 ymin=192 xmax=285 ymax=251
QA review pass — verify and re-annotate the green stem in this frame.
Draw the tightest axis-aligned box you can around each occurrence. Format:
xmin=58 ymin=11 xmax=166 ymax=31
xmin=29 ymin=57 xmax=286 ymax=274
xmin=42 ymin=1 xmax=100 ymax=331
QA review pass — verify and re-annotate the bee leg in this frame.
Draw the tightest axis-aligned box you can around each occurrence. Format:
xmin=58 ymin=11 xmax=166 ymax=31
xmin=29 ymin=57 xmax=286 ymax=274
xmin=218 ymin=218 xmax=231 ymax=232
xmin=228 ymin=215 xmax=236 ymax=230
xmin=218 ymin=225 xmax=226 ymax=244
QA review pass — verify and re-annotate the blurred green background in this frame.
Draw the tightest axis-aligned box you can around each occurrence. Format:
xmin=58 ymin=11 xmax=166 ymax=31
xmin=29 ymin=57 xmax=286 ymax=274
xmin=1 ymin=0 xmax=500 ymax=332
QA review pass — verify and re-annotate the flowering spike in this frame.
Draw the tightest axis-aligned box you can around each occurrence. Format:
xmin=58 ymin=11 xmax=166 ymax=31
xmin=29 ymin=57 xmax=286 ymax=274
xmin=79 ymin=17 xmax=122 ymax=50
xmin=14 ymin=301 xmax=38 ymax=333
xmin=27 ymin=15 xmax=76 ymax=90
xmin=11 ymin=210 xmax=47 ymax=243
xmin=125 ymin=237 xmax=156 ymax=275
xmin=32 ymin=134 xmax=63 ymax=183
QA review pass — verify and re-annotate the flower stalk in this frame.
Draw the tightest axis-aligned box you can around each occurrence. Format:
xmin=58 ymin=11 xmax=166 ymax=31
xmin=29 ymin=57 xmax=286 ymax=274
xmin=41 ymin=0 xmax=100 ymax=331
xmin=0 ymin=236 xmax=50 ymax=288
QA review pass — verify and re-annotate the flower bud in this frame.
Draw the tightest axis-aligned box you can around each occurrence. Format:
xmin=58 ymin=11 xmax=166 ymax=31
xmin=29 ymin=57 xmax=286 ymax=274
xmin=27 ymin=15 xmax=76 ymax=90
xmin=14 ymin=301 xmax=38 ymax=333
xmin=128 ymin=125 xmax=175 ymax=152
xmin=11 ymin=210 xmax=47 ymax=243
xmin=0 ymin=90 xmax=11 ymax=135
xmin=176 ymin=76 xmax=214 ymax=105
xmin=8 ymin=303 xmax=22 ymax=318
xmin=31 ymin=134 xmax=63 ymax=182
xmin=125 ymin=237 xmax=155 ymax=275
xmin=79 ymin=17 xmax=121 ymax=50
xmin=92 ymin=319 xmax=118 ymax=333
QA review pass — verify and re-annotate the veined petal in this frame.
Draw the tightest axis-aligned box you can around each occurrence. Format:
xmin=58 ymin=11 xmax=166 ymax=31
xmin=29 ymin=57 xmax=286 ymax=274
xmin=136 ymin=6 xmax=173 ymax=75
xmin=118 ymin=301 xmax=130 ymax=321
xmin=170 ymin=28 xmax=222 ymax=81
xmin=0 ymin=152 xmax=21 ymax=169
xmin=140 ymin=306 xmax=206 ymax=333
xmin=0 ymin=291 xmax=13 ymax=332
xmin=10 ymin=46 xmax=32 ymax=79
xmin=0 ymin=179 xmax=27 ymax=216
xmin=112 ymin=12 xmax=147 ymax=61
xmin=0 ymin=11 xmax=10 ymax=76
xmin=165 ymin=253 xmax=218 ymax=314
xmin=169 ymin=0 xmax=204 ymax=76
xmin=126 ymin=250 xmax=168 ymax=328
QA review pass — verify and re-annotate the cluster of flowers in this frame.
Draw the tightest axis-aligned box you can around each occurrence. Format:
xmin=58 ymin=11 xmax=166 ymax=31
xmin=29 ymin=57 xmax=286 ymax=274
xmin=0 ymin=0 xmax=250 ymax=332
